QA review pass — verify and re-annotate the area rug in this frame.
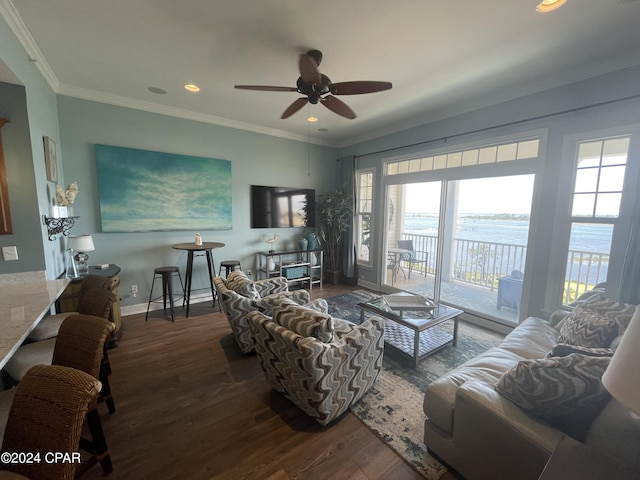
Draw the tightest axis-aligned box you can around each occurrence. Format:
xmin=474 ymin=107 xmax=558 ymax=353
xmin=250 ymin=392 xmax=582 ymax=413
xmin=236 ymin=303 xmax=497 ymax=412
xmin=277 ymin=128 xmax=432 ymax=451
xmin=325 ymin=290 xmax=505 ymax=479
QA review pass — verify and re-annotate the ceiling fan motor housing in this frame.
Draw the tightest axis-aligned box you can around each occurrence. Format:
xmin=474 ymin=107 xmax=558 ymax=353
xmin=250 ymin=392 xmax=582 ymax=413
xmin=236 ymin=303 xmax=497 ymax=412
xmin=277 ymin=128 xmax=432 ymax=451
xmin=306 ymin=49 xmax=323 ymax=66
xmin=296 ymin=74 xmax=331 ymax=103
xmin=235 ymin=48 xmax=391 ymax=119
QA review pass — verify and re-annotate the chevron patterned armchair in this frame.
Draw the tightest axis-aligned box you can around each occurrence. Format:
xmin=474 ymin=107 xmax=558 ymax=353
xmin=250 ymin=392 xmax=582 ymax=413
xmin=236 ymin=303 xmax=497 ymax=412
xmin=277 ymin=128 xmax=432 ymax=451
xmin=213 ymin=271 xmax=327 ymax=354
xmin=248 ymin=302 xmax=384 ymax=426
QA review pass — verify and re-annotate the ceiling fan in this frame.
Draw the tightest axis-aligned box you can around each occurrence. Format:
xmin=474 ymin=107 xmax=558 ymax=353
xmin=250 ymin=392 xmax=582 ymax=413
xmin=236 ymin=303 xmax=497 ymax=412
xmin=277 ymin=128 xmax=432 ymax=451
xmin=234 ymin=49 xmax=392 ymax=120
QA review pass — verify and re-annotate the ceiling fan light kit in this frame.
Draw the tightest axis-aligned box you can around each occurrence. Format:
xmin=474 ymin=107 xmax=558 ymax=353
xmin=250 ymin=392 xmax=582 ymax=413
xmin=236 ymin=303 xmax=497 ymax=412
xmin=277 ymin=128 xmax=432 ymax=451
xmin=234 ymin=50 xmax=392 ymax=120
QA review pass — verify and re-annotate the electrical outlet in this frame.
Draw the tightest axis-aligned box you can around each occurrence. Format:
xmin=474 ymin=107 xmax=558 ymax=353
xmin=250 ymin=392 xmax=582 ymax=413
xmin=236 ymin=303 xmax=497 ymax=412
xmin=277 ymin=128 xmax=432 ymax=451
xmin=131 ymin=284 xmax=138 ymax=298
xmin=2 ymin=246 xmax=18 ymax=261
xmin=247 ymin=269 xmax=252 ymax=277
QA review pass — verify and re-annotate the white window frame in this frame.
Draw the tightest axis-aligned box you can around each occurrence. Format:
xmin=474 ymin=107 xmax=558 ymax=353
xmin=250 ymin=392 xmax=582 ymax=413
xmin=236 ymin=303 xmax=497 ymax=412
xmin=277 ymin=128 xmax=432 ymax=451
xmin=548 ymin=125 xmax=640 ymax=307
xmin=356 ymin=168 xmax=375 ymax=267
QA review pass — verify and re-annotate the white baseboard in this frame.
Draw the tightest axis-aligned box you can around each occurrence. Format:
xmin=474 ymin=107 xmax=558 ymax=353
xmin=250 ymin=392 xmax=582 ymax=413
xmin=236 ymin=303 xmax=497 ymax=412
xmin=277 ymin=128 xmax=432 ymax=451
xmin=121 ymin=293 xmax=214 ymax=317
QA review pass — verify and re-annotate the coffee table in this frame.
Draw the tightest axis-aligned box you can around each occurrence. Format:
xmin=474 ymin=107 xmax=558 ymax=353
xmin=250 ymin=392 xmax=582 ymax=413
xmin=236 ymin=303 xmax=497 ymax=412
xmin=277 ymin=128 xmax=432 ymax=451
xmin=359 ymin=296 xmax=463 ymax=367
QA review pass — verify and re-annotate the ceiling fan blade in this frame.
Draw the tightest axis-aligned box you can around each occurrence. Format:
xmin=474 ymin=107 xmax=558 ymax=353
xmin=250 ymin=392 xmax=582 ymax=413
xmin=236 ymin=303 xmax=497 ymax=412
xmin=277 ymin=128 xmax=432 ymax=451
xmin=329 ymin=81 xmax=393 ymax=95
xmin=321 ymin=95 xmax=356 ymax=120
xmin=234 ymin=85 xmax=298 ymax=92
xmin=299 ymin=54 xmax=321 ymax=85
xmin=281 ymin=98 xmax=309 ymax=119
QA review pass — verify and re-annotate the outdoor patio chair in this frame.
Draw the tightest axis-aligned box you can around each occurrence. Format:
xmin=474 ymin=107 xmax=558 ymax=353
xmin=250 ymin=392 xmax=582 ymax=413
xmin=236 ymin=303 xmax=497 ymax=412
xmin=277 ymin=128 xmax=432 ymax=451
xmin=397 ymin=239 xmax=428 ymax=278
xmin=497 ymin=270 xmax=524 ymax=312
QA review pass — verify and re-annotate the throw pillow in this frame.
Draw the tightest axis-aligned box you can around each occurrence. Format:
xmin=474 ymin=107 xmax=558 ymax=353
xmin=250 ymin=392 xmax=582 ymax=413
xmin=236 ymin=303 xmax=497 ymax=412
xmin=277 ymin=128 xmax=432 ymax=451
xmin=273 ymin=303 xmax=334 ymax=343
xmin=547 ymin=343 xmax=614 ymax=358
xmin=495 ymin=354 xmax=611 ymax=440
xmin=226 ymin=271 xmax=259 ymax=299
xmin=557 ymin=304 xmax=618 ymax=348
xmin=582 ymin=293 xmax=637 ymax=338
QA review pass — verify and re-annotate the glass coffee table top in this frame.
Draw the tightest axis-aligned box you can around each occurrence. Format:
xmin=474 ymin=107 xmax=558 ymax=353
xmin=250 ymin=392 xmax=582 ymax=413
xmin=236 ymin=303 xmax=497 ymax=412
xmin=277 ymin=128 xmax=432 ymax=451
xmin=359 ymin=295 xmax=463 ymax=367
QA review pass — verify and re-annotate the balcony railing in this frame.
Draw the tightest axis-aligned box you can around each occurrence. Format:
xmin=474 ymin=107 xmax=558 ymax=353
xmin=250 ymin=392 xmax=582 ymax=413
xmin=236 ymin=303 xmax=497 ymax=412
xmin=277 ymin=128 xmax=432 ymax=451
xmin=399 ymin=233 xmax=608 ymax=304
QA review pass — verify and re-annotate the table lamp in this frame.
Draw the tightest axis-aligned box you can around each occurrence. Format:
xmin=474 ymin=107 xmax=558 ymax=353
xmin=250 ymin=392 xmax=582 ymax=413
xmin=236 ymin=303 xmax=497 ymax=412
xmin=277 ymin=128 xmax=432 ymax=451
xmin=602 ymin=307 xmax=640 ymax=415
xmin=67 ymin=234 xmax=95 ymax=277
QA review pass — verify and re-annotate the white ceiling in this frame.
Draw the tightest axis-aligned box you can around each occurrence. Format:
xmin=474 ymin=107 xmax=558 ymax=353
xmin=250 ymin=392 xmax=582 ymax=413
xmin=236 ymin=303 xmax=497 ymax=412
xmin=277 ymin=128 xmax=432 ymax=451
xmin=2 ymin=0 xmax=640 ymax=147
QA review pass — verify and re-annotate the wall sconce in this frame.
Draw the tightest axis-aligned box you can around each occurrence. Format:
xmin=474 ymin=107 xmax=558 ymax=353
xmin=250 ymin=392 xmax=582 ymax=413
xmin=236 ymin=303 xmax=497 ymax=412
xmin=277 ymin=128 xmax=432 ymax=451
xmin=43 ymin=215 xmax=78 ymax=241
xmin=66 ymin=234 xmax=95 ymax=277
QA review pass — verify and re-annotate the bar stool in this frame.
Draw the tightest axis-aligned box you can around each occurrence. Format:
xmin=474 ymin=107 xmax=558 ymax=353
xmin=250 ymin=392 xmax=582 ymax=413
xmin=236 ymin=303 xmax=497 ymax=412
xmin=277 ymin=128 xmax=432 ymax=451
xmin=218 ymin=260 xmax=241 ymax=277
xmin=146 ymin=266 xmax=184 ymax=322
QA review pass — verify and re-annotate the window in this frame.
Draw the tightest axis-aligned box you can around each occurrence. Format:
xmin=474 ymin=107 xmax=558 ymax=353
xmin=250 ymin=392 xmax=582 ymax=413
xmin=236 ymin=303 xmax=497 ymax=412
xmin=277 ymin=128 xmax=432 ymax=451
xmin=380 ymin=132 xmax=542 ymax=326
xmin=385 ymin=138 xmax=539 ymax=176
xmin=572 ymin=137 xmax=628 ymax=218
xmin=356 ymin=169 xmax=374 ymax=264
xmin=563 ymin=136 xmax=630 ymax=304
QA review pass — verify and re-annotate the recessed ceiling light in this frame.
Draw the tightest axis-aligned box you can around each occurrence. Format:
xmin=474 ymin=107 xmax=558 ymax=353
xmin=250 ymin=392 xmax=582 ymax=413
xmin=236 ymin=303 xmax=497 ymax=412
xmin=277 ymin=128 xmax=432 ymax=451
xmin=184 ymin=84 xmax=200 ymax=93
xmin=147 ymin=86 xmax=167 ymax=95
xmin=536 ymin=0 xmax=567 ymax=13
xmin=307 ymin=116 xmax=318 ymax=123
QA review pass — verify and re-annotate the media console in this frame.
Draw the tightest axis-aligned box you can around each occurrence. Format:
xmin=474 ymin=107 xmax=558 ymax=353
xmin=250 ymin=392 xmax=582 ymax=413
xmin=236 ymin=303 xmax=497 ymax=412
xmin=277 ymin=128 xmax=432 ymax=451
xmin=257 ymin=249 xmax=323 ymax=290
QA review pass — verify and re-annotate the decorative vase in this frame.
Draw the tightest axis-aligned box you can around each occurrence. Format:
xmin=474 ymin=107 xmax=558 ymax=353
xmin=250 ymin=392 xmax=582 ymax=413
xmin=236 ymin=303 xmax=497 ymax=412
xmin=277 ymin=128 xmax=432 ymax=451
xmin=299 ymin=237 xmax=308 ymax=251
xmin=267 ymin=256 xmax=276 ymax=272
xmin=306 ymin=232 xmax=319 ymax=250
xmin=310 ymin=252 xmax=318 ymax=266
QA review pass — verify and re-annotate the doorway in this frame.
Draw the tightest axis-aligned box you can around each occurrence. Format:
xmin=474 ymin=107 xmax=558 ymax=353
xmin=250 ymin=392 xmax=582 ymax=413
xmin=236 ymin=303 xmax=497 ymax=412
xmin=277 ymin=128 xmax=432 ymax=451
xmin=383 ymin=174 xmax=535 ymax=325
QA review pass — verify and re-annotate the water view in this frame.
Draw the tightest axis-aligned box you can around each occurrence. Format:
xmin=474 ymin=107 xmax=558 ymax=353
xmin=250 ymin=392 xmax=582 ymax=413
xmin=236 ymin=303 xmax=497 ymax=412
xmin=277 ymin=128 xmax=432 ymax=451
xmin=401 ymin=214 xmax=611 ymax=300
xmin=404 ymin=214 xmax=612 ymax=253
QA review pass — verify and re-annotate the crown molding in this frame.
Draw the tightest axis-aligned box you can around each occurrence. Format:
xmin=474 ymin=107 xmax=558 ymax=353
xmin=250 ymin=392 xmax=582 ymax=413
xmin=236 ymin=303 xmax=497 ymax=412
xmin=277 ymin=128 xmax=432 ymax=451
xmin=0 ymin=0 xmax=60 ymax=89
xmin=1 ymin=0 xmax=348 ymax=148
xmin=56 ymin=83 xmax=339 ymax=147
xmin=1 ymin=1 xmax=337 ymax=147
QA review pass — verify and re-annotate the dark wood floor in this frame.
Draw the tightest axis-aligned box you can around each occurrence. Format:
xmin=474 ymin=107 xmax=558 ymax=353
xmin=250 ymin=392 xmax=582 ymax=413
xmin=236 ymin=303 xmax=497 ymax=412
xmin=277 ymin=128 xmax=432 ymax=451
xmin=82 ymin=285 xmax=456 ymax=480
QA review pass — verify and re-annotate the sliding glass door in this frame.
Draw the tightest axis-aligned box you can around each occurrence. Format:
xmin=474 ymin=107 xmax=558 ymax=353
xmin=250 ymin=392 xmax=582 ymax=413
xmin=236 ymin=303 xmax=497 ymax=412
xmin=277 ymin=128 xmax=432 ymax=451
xmin=384 ymin=181 xmax=441 ymax=301
xmin=383 ymin=174 xmax=535 ymax=325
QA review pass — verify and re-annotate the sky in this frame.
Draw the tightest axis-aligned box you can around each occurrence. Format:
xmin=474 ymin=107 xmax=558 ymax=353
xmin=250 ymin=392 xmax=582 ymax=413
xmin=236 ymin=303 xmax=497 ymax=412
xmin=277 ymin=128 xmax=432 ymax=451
xmin=405 ymin=175 xmax=536 ymax=215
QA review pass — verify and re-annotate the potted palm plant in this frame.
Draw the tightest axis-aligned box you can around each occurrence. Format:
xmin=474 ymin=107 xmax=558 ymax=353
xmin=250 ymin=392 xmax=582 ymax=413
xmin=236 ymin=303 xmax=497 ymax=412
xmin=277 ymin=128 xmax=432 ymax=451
xmin=316 ymin=189 xmax=353 ymax=284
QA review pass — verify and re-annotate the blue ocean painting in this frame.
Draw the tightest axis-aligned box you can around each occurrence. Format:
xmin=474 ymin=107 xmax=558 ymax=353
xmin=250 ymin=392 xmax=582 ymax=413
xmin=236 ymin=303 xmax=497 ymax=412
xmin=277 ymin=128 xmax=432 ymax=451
xmin=95 ymin=145 xmax=232 ymax=232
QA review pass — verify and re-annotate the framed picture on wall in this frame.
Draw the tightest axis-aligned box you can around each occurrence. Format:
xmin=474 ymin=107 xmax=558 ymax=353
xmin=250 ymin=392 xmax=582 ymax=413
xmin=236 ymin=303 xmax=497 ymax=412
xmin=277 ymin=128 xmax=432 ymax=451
xmin=95 ymin=144 xmax=233 ymax=232
xmin=43 ymin=136 xmax=58 ymax=183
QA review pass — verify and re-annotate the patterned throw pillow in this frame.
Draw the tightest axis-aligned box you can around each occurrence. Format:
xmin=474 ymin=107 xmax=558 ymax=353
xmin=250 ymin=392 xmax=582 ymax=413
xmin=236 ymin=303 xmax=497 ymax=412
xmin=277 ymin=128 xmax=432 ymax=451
xmin=495 ymin=354 xmax=611 ymax=440
xmin=582 ymin=293 xmax=637 ymax=337
xmin=225 ymin=271 xmax=259 ymax=299
xmin=273 ymin=303 xmax=334 ymax=343
xmin=547 ymin=343 xmax=614 ymax=358
xmin=557 ymin=304 xmax=618 ymax=348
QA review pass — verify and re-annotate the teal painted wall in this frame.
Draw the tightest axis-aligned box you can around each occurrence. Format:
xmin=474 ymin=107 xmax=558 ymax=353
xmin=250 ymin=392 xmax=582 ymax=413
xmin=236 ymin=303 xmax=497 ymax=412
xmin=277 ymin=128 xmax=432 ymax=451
xmin=57 ymin=96 xmax=338 ymax=308
xmin=0 ymin=82 xmax=46 ymax=274
xmin=0 ymin=11 xmax=64 ymax=277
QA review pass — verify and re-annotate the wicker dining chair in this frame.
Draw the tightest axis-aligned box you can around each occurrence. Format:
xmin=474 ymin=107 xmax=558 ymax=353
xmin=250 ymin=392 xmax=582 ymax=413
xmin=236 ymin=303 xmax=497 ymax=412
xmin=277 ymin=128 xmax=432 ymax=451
xmin=0 ymin=364 xmax=101 ymax=480
xmin=5 ymin=289 xmax=117 ymax=412
xmin=1 ymin=314 xmax=116 ymax=476
xmin=28 ymin=277 xmax=114 ymax=342
xmin=53 ymin=314 xmax=115 ymax=476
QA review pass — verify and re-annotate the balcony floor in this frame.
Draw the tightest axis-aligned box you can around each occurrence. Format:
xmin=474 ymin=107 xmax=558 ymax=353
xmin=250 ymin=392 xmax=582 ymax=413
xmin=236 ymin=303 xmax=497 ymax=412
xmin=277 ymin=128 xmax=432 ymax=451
xmin=387 ymin=268 xmax=520 ymax=325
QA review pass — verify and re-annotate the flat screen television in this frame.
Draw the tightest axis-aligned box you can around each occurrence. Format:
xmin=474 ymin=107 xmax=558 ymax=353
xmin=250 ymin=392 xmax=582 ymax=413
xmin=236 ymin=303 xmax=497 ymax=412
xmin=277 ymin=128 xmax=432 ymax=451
xmin=250 ymin=185 xmax=316 ymax=228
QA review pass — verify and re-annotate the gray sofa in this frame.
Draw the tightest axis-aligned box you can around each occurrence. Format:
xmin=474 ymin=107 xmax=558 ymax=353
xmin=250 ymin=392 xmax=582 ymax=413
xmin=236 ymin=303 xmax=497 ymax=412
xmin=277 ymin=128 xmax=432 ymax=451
xmin=423 ymin=293 xmax=640 ymax=480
